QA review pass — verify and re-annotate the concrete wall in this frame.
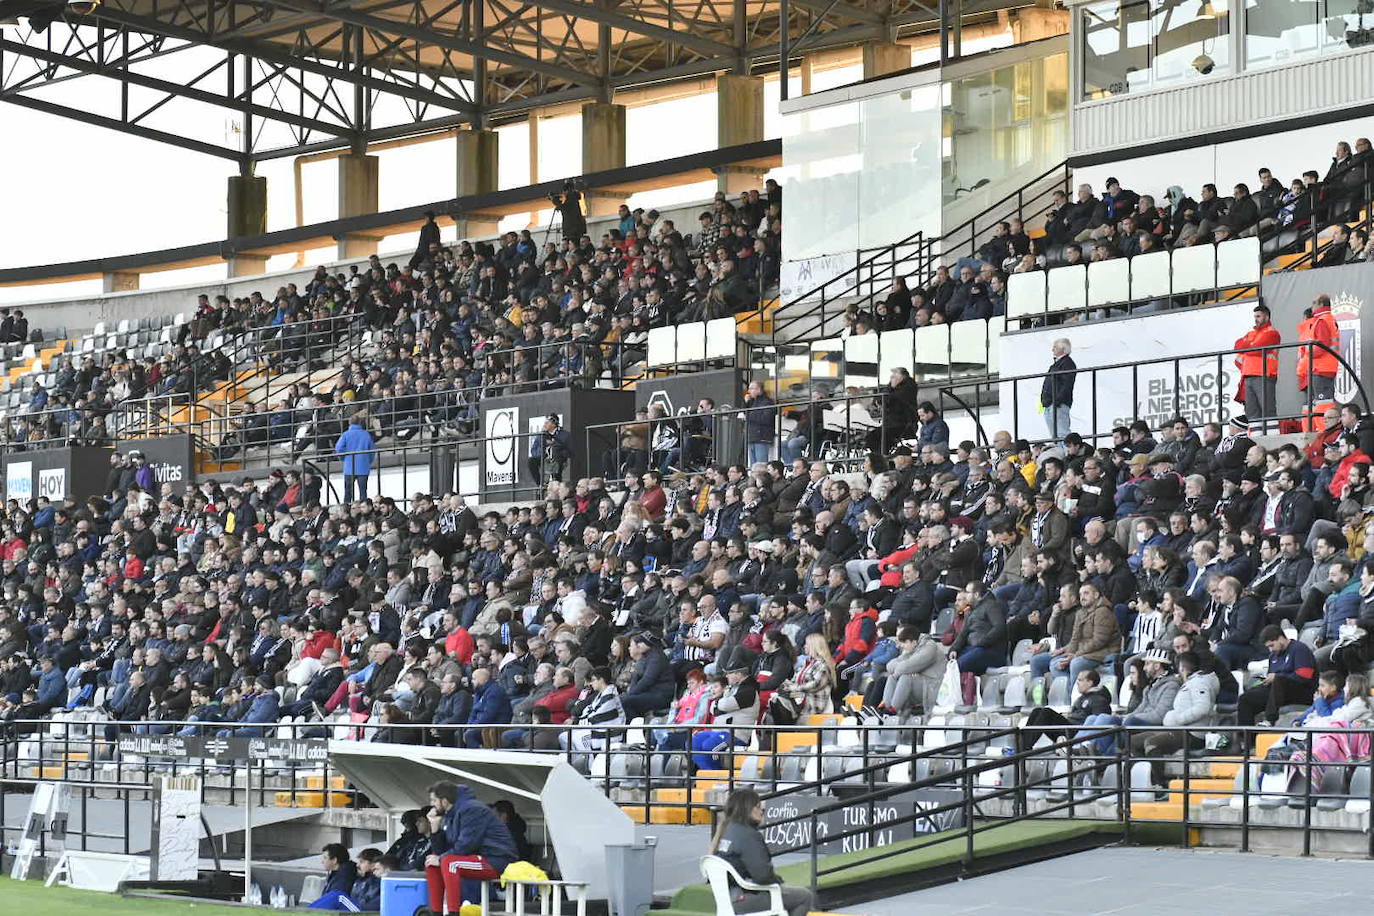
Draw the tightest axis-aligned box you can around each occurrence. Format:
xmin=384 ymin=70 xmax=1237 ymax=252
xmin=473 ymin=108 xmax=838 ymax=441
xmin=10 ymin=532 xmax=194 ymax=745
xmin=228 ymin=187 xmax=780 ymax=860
xmin=8 ymin=195 xmax=724 ymax=335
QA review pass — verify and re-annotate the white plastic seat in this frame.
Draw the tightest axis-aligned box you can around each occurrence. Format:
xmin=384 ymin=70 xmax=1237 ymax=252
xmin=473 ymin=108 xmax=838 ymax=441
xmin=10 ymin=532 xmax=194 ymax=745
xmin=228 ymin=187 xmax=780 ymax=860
xmin=701 ymin=856 xmax=786 ymax=916
xmin=913 ymin=323 xmax=950 ymax=368
xmin=949 ymin=319 xmax=987 ymax=365
xmin=843 ymin=333 xmax=880 ymax=387
xmin=878 ymin=327 xmax=914 ymax=379
xmin=677 ymin=322 xmax=706 ymax=363
xmin=1086 ymin=257 xmax=1130 ymax=307
xmin=1130 ymin=250 xmax=1171 ymax=300
xmin=1006 ymin=271 xmax=1047 ymax=319
xmin=646 ymin=326 xmax=675 ymax=368
xmin=1171 ymin=244 xmax=1217 ymax=295
xmin=1216 ymin=236 xmax=1261 ymax=288
xmin=704 ymin=317 xmax=736 ymax=360
xmin=1046 ymin=264 xmax=1087 ymax=313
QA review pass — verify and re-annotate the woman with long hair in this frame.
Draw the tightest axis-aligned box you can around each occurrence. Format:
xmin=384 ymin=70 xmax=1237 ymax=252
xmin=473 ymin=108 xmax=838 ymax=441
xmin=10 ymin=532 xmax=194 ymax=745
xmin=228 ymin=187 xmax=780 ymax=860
xmin=708 ymin=788 xmax=816 ymax=916
xmin=769 ymin=632 xmax=835 ymax=725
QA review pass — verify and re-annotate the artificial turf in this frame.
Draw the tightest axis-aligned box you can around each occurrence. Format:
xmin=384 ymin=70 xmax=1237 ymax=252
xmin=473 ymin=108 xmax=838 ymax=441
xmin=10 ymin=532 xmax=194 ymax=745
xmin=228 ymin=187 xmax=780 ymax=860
xmin=0 ymin=876 xmax=249 ymax=916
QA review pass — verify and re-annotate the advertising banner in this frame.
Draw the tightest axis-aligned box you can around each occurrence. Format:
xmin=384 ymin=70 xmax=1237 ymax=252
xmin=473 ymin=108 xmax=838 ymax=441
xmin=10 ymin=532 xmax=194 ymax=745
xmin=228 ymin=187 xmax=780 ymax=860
xmin=780 ymin=252 xmax=859 ymax=303
xmin=998 ymin=301 xmax=1254 ymax=442
xmin=37 ymin=467 xmax=65 ymax=501
xmin=118 ymin=435 xmax=194 ymax=495
xmin=1261 ymin=262 xmax=1374 ymax=417
xmin=5 ymin=460 xmax=32 ymax=501
xmin=761 ymin=789 xmax=963 ymax=856
xmin=484 ymin=406 xmax=519 ymax=487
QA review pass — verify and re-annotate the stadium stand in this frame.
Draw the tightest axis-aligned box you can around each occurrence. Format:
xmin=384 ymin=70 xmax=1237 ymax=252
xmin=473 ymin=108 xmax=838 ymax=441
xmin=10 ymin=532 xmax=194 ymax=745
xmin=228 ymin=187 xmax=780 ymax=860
xmin=7 ymin=120 xmax=1374 ymax=883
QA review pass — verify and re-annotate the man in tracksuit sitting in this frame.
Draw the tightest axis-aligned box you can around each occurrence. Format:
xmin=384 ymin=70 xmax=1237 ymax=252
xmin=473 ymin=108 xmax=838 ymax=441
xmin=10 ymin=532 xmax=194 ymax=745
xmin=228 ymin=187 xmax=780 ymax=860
xmin=1237 ymin=624 xmax=1318 ymax=733
xmin=424 ymin=781 xmax=519 ymax=912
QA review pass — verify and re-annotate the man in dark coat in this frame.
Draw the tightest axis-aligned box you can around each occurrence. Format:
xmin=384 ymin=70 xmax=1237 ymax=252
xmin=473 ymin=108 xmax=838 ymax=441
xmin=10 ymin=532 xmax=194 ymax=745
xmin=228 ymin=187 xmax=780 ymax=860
xmin=410 ymin=211 xmax=443 ymax=269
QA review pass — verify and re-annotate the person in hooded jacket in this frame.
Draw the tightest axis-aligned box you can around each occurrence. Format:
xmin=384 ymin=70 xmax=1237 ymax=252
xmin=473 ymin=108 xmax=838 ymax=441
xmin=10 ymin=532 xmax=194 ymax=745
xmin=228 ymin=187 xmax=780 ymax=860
xmin=386 ymin=808 xmax=434 ymax=872
xmin=423 ymin=781 xmax=519 ymax=911
xmin=947 ymin=582 xmax=1008 ymax=675
xmin=1021 ymin=667 xmax=1113 ymax=749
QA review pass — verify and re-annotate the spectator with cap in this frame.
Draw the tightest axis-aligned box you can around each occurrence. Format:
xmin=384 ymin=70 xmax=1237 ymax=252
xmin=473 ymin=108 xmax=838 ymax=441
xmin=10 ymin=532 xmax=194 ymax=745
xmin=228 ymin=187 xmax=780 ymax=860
xmin=692 ymin=663 xmax=759 ymax=767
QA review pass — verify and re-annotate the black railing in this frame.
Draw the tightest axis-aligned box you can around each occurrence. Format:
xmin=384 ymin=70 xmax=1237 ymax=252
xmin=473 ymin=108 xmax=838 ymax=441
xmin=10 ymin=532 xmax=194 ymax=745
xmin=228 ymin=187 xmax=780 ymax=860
xmin=582 ymin=388 xmax=919 ymax=479
xmin=1274 ymin=158 xmax=1374 ymax=272
xmin=8 ymin=717 xmax=1374 ymax=874
xmin=939 ymin=339 xmax=1368 ymax=448
xmin=761 ymin=161 xmax=1071 ymax=347
xmin=0 ymin=314 xmax=366 ymax=454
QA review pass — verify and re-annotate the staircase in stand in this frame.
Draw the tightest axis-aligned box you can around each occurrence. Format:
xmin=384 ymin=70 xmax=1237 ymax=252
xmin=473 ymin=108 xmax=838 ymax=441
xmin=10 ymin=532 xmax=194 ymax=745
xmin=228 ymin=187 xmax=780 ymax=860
xmin=752 ymin=162 xmax=1070 ymax=346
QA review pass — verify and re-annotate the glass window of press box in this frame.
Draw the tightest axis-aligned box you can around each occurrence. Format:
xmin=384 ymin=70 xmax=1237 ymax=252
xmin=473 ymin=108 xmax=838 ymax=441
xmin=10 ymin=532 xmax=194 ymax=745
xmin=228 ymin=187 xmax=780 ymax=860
xmin=780 ymin=51 xmax=1068 ymax=261
xmin=1080 ymin=0 xmax=1232 ymax=99
xmin=1245 ymin=0 xmax=1374 ymax=69
xmin=1079 ymin=0 xmax=1374 ymax=100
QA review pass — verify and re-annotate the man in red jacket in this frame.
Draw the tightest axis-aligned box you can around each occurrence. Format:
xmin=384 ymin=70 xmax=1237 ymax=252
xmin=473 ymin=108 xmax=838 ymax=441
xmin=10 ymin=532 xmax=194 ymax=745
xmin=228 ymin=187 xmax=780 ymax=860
xmin=834 ymin=600 xmax=878 ymax=670
xmin=1235 ymin=303 xmax=1281 ymax=427
xmin=1297 ymin=294 xmax=1341 ymax=401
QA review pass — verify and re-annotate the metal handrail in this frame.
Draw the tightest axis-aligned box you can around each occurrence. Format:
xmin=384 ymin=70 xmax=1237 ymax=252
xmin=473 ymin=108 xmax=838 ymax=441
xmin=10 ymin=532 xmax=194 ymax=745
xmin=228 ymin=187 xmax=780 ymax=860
xmin=9 ymin=717 xmax=1374 ymax=868
xmin=946 ymin=338 xmax=1369 ymax=446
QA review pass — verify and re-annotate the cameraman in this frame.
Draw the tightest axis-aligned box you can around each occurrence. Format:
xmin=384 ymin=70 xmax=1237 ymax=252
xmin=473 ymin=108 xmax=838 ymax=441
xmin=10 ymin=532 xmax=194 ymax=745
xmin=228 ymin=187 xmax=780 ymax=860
xmin=550 ymin=180 xmax=587 ymax=241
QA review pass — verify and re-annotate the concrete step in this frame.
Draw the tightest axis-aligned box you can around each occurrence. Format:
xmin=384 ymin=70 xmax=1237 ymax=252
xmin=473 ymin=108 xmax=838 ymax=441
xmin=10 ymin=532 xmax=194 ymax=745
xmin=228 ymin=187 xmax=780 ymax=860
xmin=274 ymin=790 xmax=350 ymax=808
xmin=1167 ymin=778 xmax=1235 ymax=803
xmin=618 ymin=804 xmax=712 ymax=825
xmin=1128 ymin=799 xmax=1185 ymax=820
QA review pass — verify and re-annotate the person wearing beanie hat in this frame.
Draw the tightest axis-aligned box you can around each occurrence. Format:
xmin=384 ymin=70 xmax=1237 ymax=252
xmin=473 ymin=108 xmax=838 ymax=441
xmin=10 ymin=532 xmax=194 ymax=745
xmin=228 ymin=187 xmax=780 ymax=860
xmin=218 ymin=673 xmax=280 ymax=737
xmin=1080 ymin=649 xmax=1180 ymax=756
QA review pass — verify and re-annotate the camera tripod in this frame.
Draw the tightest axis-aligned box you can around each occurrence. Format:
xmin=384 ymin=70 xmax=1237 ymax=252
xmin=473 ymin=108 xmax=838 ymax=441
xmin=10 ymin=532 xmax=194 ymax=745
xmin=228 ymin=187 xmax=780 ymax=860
xmin=543 ymin=203 xmax=564 ymax=249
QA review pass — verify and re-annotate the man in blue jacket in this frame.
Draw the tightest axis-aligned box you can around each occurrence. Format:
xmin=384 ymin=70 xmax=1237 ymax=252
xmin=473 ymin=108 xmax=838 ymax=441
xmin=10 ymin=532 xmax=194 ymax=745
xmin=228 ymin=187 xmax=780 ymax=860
xmin=334 ymin=412 xmax=375 ymax=503
xmin=219 ymin=676 xmax=280 ymax=737
xmin=35 ymin=655 xmax=66 ymax=714
xmin=308 ymin=843 xmax=359 ymax=910
xmin=462 ymin=668 xmax=511 ymax=748
xmin=424 ymin=781 xmax=518 ymax=911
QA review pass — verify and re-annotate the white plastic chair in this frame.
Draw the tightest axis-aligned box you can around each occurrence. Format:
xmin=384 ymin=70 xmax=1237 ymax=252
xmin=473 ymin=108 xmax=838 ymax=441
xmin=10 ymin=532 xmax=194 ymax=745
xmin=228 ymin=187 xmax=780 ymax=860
xmin=700 ymin=855 xmax=786 ymax=916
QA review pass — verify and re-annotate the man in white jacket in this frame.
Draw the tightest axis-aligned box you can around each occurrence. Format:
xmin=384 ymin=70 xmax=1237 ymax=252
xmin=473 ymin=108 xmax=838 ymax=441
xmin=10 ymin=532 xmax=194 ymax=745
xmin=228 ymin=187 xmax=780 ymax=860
xmin=1137 ymin=651 xmax=1219 ymax=783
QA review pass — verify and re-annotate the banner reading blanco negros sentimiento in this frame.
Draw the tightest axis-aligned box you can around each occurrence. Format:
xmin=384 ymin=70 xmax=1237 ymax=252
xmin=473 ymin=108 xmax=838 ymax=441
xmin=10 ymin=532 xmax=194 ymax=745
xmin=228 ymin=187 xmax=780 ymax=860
xmin=997 ymin=301 xmax=1255 ymax=443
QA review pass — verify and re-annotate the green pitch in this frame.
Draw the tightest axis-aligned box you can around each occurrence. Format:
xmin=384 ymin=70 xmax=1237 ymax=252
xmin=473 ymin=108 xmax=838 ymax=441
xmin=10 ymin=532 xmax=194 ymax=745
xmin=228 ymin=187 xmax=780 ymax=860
xmin=0 ymin=876 xmax=250 ymax=916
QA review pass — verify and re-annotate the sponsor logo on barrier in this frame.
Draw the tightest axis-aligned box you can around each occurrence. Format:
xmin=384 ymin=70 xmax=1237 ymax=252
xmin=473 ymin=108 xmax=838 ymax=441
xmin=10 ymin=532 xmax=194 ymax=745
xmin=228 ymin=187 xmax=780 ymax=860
xmin=6 ymin=461 xmax=31 ymax=501
xmin=485 ymin=407 xmax=518 ymax=485
xmin=37 ymin=467 xmax=65 ymax=500
xmin=1333 ymin=291 xmax=1363 ymax=404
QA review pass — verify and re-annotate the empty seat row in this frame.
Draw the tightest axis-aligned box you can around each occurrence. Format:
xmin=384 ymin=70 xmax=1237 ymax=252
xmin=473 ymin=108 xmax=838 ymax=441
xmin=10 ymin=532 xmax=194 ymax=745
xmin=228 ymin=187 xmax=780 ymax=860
xmin=1007 ymin=236 xmax=1262 ymax=319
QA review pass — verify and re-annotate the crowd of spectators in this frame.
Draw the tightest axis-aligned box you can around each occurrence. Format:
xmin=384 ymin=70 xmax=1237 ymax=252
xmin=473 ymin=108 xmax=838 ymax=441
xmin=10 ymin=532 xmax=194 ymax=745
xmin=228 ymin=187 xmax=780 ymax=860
xmin=843 ymin=138 xmax=1374 ymax=336
xmin=2 ymin=373 xmax=1373 ymax=789
xmin=3 ymin=186 xmax=779 ymax=463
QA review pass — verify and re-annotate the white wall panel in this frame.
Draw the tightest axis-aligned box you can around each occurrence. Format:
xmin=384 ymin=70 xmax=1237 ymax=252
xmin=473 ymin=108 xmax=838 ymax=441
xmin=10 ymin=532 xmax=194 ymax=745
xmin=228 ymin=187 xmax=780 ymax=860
xmin=1073 ymin=51 xmax=1374 ymax=157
